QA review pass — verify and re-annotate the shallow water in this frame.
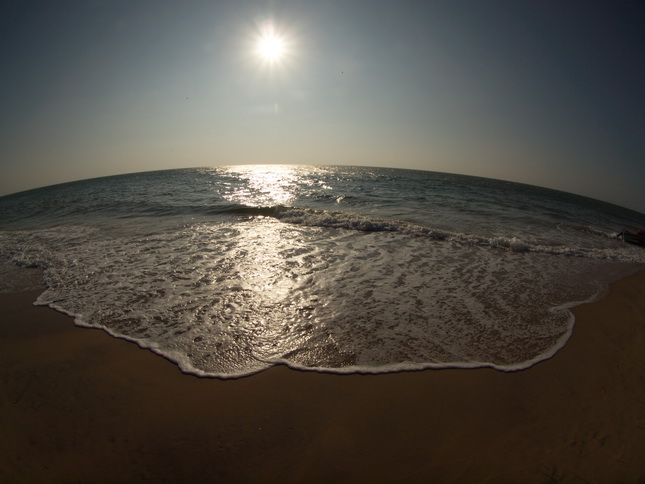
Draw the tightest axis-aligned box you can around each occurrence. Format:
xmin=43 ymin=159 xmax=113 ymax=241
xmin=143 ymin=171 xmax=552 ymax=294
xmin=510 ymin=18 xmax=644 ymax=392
xmin=1 ymin=165 xmax=643 ymax=377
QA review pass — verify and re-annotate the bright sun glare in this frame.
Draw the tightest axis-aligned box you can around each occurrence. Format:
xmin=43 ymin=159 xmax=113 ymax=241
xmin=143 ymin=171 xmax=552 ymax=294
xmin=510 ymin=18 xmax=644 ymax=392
xmin=258 ymin=34 xmax=286 ymax=62
xmin=252 ymin=20 xmax=290 ymax=66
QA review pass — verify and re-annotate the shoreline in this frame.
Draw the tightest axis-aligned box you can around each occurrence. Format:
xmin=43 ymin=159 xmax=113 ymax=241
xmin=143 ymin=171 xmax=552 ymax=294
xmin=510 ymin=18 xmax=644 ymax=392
xmin=1 ymin=270 xmax=644 ymax=482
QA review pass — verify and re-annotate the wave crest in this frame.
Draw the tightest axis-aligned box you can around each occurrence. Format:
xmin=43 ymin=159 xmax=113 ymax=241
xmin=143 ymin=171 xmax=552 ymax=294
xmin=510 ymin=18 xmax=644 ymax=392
xmin=228 ymin=205 xmax=645 ymax=263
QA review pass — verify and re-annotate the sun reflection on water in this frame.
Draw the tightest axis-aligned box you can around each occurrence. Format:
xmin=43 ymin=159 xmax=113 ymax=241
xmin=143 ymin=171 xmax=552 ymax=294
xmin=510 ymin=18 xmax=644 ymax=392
xmin=192 ymin=218 xmax=322 ymax=365
xmin=221 ymin=165 xmax=303 ymax=207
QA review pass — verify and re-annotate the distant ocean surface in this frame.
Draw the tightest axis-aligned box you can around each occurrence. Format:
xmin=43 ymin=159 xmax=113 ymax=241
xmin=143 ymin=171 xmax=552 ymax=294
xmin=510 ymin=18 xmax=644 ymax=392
xmin=1 ymin=165 xmax=644 ymax=378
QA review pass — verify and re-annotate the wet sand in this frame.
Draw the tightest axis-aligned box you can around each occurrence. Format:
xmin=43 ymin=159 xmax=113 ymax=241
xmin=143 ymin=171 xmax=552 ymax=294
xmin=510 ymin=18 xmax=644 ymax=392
xmin=1 ymin=270 xmax=644 ymax=483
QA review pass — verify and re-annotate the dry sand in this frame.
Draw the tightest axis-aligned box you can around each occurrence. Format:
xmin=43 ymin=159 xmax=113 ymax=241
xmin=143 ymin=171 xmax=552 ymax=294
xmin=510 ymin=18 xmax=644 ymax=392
xmin=1 ymin=269 xmax=644 ymax=483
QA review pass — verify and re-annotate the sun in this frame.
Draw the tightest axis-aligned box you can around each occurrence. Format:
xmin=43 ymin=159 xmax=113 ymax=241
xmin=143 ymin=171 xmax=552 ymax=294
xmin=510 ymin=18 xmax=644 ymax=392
xmin=257 ymin=33 xmax=286 ymax=62
xmin=250 ymin=19 xmax=292 ymax=67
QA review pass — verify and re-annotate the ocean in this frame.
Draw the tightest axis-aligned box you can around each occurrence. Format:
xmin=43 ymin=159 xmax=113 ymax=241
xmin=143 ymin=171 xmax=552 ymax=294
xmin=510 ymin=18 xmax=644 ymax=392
xmin=1 ymin=165 xmax=643 ymax=378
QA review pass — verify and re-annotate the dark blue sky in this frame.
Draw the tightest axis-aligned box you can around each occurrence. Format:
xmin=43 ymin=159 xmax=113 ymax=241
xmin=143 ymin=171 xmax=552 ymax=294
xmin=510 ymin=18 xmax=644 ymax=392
xmin=1 ymin=0 xmax=643 ymax=212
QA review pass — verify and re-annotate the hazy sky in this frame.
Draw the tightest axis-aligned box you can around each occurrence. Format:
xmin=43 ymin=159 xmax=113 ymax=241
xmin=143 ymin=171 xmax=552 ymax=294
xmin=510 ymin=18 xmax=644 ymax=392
xmin=1 ymin=1 xmax=643 ymax=212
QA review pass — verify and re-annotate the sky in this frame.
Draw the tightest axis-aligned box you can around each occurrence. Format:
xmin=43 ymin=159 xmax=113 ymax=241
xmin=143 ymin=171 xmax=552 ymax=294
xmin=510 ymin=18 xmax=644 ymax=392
xmin=1 ymin=0 xmax=644 ymax=212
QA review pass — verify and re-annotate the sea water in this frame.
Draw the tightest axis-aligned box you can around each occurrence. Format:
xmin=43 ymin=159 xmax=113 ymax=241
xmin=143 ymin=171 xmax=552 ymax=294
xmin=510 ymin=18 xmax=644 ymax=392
xmin=1 ymin=165 xmax=643 ymax=377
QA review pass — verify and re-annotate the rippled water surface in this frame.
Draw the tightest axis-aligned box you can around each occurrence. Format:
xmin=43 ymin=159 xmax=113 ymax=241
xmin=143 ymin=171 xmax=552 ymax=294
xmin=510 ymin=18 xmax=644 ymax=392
xmin=1 ymin=166 xmax=643 ymax=377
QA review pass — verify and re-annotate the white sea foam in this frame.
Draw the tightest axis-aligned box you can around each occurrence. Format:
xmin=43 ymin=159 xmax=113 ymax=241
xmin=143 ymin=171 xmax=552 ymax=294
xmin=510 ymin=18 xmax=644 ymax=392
xmin=0 ymin=218 xmax=639 ymax=378
xmin=272 ymin=207 xmax=645 ymax=262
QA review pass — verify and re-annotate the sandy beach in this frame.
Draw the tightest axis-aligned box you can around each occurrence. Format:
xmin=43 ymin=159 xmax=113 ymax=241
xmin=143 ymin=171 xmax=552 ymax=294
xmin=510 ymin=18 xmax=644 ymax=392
xmin=1 ymin=269 xmax=644 ymax=483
